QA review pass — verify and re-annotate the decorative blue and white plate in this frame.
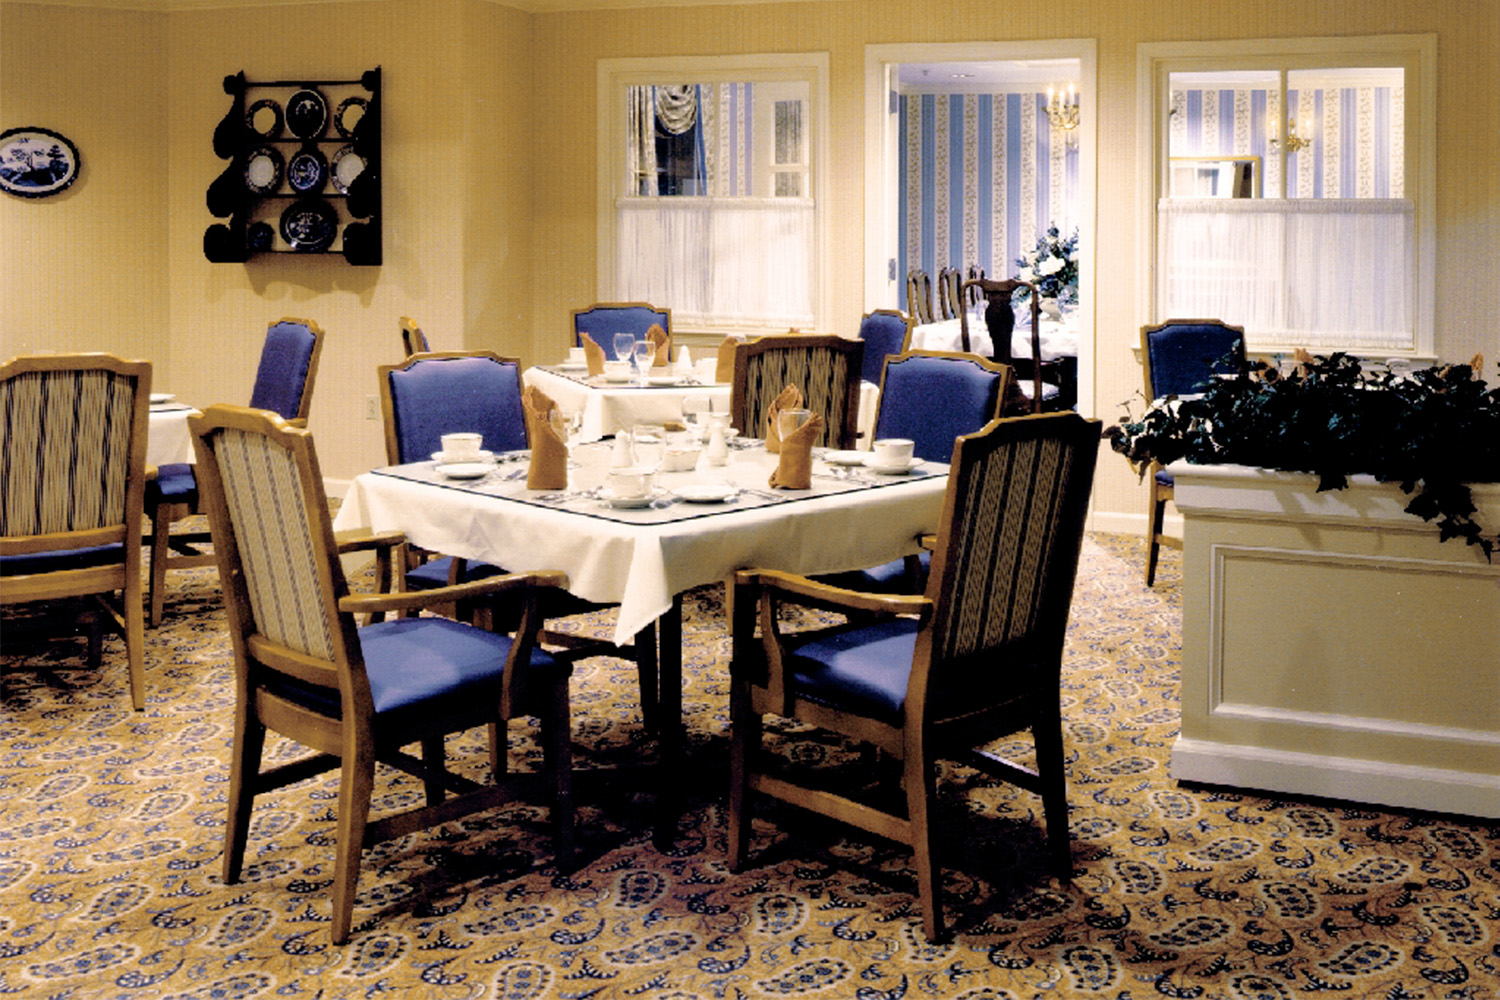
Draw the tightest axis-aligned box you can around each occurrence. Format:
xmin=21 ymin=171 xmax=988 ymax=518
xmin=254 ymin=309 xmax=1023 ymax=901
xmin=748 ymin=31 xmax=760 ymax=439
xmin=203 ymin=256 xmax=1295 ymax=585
xmin=335 ymin=97 xmax=368 ymax=138
xmin=330 ymin=146 xmax=365 ymax=195
xmin=287 ymin=148 xmax=327 ymax=194
xmin=285 ymin=89 xmax=328 ymax=139
xmin=244 ymin=145 xmax=283 ymax=195
xmin=279 ymin=199 xmax=338 ymax=253
xmin=0 ymin=127 xmax=80 ymax=199
xmin=245 ymin=99 xmax=283 ymax=140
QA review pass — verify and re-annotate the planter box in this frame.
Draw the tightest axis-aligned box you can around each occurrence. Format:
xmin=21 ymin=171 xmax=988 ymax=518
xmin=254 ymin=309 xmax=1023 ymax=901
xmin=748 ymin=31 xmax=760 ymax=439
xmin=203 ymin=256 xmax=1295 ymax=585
xmin=1169 ymin=463 xmax=1500 ymax=819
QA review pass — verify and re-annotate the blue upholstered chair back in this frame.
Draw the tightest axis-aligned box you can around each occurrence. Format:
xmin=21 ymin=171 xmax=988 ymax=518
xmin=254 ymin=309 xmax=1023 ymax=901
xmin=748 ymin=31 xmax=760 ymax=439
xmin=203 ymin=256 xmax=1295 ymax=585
xmin=1142 ymin=320 xmax=1245 ymax=399
xmin=873 ymin=352 xmax=1007 ymax=464
xmin=248 ymin=319 xmax=322 ymax=421
xmin=384 ymin=354 xmax=528 ymax=464
xmin=857 ymin=310 xmax=911 ymax=386
xmin=572 ymin=303 xmax=670 ymax=360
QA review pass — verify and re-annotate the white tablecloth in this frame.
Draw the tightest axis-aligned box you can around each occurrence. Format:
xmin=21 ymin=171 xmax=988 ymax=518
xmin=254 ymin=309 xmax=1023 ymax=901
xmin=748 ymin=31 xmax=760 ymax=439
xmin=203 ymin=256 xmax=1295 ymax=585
xmin=911 ymin=314 xmax=1078 ymax=362
xmin=525 ymin=366 xmax=881 ymax=448
xmin=333 ymin=441 xmax=947 ymax=645
xmin=147 ymin=404 xmax=196 ymax=467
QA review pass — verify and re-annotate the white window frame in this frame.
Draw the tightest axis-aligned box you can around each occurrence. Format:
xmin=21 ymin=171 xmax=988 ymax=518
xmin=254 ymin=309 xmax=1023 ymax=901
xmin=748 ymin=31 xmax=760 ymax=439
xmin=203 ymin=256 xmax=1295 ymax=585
xmin=1137 ymin=35 xmax=1436 ymax=358
xmin=597 ymin=53 xmax=830 ymax=336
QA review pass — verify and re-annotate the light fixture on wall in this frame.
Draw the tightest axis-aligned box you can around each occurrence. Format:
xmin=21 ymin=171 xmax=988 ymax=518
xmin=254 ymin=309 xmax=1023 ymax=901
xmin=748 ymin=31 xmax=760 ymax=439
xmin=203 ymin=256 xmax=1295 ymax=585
xmin=1270 ymin=115 xmax=1312 ymax=154
xmin=1045 ymin=84 xmax=1080 ymax=149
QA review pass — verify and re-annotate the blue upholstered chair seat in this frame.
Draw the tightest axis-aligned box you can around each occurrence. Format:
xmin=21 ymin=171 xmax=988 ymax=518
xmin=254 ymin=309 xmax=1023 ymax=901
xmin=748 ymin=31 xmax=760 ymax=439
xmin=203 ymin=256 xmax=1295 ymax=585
xmin=1155 ymin=468 xmax=1173 ymax=488
xmin=404 ymin=556 xmax=503 ymax=589
xmin=814 ymin=551 xmax=929 ymax=595
xmin=783 ymin=619 xmax=921 ymax=724
xmin=0 ymin=543 xmax=126 ymax=577
xmin=265 ymin=617 xmax=559 ymax=722
xmin=146 ymin=462 xmax=198 ymax=507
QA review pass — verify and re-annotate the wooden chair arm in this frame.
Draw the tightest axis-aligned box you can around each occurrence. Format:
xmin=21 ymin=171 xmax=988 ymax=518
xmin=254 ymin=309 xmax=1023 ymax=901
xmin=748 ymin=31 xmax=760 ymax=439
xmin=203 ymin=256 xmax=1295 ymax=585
xmin=732 ymin=568 xmax=932 ymax=620
xmin=918 ymin=534 xmax=938 ymax=552
xmin=339 ymin=570 xmax=568 ymax=616
xmin=333 ymin=527 xmax=405 ymax=554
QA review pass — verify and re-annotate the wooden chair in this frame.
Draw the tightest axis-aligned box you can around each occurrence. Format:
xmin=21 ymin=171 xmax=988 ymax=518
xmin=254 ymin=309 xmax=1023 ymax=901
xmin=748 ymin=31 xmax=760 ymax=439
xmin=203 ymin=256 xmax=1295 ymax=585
xmin=905 ymin=270 xmax=935 ymax=325
xmin=728 ymin=334 xmax=863 ymax=451
xmin=1139 ymin=319 xmax=1246 ymax=586
xmin=193 ymin=404 xmax=576 ymax=944
xmin=813 ymin=350 xmax=1012 ymax=594
xmin=855 ymin=308 xmax=913 ymax=388
xmin=960 ymin=277 xmax=1075 ymax=414
xmin=146 ymin=317 xmax=324 ymax=626
xmin=377 ymin=351 xmax=661 ymax=729
xmin=729 ymin=411 xmax=1101 ymax=941
xmin=936 ymin=266 xmax=963 ymax=320
xmin=1 ymin=353 xmax=152 ymax=710
xmin=571 ymin=302 xmax=671 ymax=360
xmin=399 ymin=316 xmax=430 ymax=356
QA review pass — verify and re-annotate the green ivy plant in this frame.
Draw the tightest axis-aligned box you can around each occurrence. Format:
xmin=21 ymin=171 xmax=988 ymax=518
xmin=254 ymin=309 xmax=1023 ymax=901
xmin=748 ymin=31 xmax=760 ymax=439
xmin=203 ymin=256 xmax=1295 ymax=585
xmin=1105 ymin=351 xmax=1500 ymax=557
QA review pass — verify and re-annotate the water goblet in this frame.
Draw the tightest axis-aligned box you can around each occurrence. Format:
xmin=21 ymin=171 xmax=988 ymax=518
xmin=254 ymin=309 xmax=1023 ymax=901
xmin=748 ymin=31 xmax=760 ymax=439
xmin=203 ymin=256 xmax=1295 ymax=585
xmin=681 ymin=394 xmax=712 ymax=439
xmin=612 ymin=332 xmax=635 ymax=365
xmin=778 ymin=407 xmax=812 ymax=442
xmin=632 ymin=340 xmax=656 ymax=383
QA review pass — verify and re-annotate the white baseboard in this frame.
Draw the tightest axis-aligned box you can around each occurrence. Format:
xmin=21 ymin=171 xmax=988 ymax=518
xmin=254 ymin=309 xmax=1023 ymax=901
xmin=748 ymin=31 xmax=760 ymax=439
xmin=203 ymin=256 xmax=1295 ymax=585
xmin=1089 ymin=509 xmax=1180 ymax=539
xmin=1171 ymin=737 xmax=1500 ymax=820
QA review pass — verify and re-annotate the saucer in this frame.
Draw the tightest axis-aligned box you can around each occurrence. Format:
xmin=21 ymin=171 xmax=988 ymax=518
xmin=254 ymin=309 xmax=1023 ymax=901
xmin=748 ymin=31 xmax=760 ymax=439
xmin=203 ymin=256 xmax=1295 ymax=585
xmin=150 ymin=393 xmax=176 ymax=404
xmin=646 ymin=374 xmax=682 ymax=386
xmin=821 ymin=449 xmax=866 ymax=466
xmin=431 ymin=450 xmax=493 ymax=464
xmin=435 ymin=462 xmax=492 ymax=479
xmin=864 ymin=457 xmax=923 ymax=474
xmin=556 ymin=361 xmax=587 ymax=371
xmin=601 ymin=373 xmax=633 ymax=384
xmin=602 ymin=490 xmax=655 ymax=509
xmin=675 ymin=484 xmax=739 ymax=504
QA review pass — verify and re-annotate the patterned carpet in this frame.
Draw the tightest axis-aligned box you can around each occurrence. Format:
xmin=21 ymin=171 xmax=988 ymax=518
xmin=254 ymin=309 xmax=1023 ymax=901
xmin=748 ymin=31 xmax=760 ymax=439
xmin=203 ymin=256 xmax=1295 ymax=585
xmin=1 ymin=532 xmax=1496 ymax=1000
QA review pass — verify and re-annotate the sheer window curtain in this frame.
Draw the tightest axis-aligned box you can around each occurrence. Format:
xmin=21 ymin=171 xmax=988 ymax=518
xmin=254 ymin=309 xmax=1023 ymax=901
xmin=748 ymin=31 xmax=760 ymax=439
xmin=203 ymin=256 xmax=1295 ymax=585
xmin=1159 ymin=198 xmax=1413 ymax=351
xmin=619 ymin=84 xmax=815 ymax=330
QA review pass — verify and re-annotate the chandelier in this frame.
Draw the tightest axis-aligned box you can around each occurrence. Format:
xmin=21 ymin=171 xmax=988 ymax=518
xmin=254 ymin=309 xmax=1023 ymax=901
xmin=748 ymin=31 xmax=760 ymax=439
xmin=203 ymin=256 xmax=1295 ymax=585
xmin=1045 ymin=84 xmax=1080 ymax=148
xmin=1271 ymin=114 xmax=1312 ymax=153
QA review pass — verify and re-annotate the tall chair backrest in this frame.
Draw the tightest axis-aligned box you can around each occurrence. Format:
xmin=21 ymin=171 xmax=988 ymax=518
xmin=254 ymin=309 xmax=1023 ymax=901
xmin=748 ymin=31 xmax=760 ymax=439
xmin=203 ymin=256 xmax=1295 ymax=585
xmin=936 ymin=267 xmax=963 ymax=320
xmin=856 ymin=309 xmax=913 ymax=387
xmin=399 ymin=316 xmax=431 ymax=357
xmin=571 ymin=302 xmax=671 ymax=360
xmin=248 ymin=317 xmax=324 ymax=425
xmin=920 ymin=412 xmax=1100 ymax=692
xmin=905 ymin=270 xmax=935 ymax=325
xmin=1 ymin=353 xmax=151 ymax=554
xmin=872 ymin=350 xmax=1011 ymax=464
xmin=728 ymin=334 xmax=863 ymax=451
xmin=1141 ymin=319 xmax=1246 ymax=399
xmin=377 ymin=352 xmax=528 ymax=465
xmin=961 ymin=276 xmax=1045 ymax=410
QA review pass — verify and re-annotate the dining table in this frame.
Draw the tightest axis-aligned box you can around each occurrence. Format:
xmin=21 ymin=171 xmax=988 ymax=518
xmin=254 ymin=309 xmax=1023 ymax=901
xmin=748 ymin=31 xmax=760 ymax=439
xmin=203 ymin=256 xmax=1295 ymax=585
xmin=332 ymin=437 xmax=948 ymax=840
xmin=524 ymin=364 xmax=882 ymax=447
xmin=910 ymin=311 xmax=1078 ymax=362
xmin=147 ymin=398 xmax=197 ymax=467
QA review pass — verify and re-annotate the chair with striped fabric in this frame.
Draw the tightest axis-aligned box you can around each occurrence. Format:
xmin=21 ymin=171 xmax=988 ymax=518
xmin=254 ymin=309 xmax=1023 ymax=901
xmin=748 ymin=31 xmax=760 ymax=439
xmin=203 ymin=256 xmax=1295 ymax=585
xmin=399 ymin=315 xmax=430 ymax=356
xmin=728 ymin=411 xmax=1101 ymax=941
xmin=728 ymin=335 xmax=863 ymax=451
xmin=1139 ymin=319 xmax=1246 ymax=586
xmin=146 ymin=317 xmax=324 ymax=626
xmin=192 ymin=404 xmax=576 ymax=945
xmin=1 ymin=353 xmax=152 ymax=710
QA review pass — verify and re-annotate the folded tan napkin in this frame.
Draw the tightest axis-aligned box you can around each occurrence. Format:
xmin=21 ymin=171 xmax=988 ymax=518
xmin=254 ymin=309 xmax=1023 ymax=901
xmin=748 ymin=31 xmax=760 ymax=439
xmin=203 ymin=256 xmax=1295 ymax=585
xmin=715 ymin=337 xmax=738 ymax=384
xmin=580 ymin=333 xmax=606 ymax=376
xmin=770 ymin=412 xmax=822 ymax=490
xmin=647 ymin=324 xmax=671 ymax=367
xmin=523 ymin=385 xmax=568 ymax=489
xmin=764 ymin=384 xmax=803 ymax=454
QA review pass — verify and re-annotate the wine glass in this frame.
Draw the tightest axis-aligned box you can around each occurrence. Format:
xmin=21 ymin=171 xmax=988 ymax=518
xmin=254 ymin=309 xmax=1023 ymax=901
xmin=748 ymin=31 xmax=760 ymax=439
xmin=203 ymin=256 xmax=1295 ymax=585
xmin=778 ymin=407 xmax=812 ymax=442
xmin=612 ymin=332 xmax=635 ymax=365
xmin=558 ymin=408 xmax=583 ymax=467
xmin=632 ymin=340 xmax=656 ymax=383
xmin=681 ymin=394 xmax=712 ymax=439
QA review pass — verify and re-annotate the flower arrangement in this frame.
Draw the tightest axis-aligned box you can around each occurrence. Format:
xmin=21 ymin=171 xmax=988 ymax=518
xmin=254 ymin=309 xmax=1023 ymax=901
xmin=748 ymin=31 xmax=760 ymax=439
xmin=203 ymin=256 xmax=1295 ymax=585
xmin=1105 ymin=350 xmax=1500 ymax=556
xmin=1016 ymin=225 xmax=1079 ymax=304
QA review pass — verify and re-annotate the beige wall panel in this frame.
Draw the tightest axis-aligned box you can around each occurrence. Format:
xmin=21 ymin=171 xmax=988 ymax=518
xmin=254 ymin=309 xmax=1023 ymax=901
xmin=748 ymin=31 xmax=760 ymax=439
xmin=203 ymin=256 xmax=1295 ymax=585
xmin=0 ymin=3 xmax=167 ymax=365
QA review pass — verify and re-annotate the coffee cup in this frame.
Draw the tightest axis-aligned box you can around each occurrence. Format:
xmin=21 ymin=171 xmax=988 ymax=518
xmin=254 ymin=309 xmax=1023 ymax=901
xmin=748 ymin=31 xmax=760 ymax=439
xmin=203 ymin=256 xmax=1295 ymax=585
xmin=567 ymin=346 xmax=586 ymax=364
xmin=872 ymin=438 xmax=915 ymax=467
xmin=440 ymin=432 xmax=483 ymax=462
xmin=603 ymin=359 xmax=631 ymax=381
xmin=607 ymin=466 xmax=654 ymax=499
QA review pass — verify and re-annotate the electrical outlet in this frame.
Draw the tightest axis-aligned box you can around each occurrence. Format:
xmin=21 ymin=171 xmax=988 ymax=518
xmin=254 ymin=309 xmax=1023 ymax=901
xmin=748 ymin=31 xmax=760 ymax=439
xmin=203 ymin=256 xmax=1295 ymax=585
xmin=365 ymin=395 xmax=378 ymax=420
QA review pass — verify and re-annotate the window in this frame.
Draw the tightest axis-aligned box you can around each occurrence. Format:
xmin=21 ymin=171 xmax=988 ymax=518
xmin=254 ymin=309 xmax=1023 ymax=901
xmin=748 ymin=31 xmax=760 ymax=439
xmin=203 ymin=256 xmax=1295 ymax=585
xmin=1140 ymin=36 xmax=1435 ymax=356
xmin=598 ymin=55 xmax=829 ymax=333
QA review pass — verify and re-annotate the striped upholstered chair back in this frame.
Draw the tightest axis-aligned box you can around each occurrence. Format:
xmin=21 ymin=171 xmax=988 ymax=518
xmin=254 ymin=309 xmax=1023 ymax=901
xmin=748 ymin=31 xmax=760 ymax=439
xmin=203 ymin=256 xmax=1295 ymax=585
xmin=728 ymin=335 xmax=864 ymax=450
xmin=923 ymin=411 xmax=1100 ymax=682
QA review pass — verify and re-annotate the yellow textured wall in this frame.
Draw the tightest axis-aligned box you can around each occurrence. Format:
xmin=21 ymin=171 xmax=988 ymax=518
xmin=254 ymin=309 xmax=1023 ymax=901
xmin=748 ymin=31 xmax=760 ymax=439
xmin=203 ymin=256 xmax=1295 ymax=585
xmin=0 ymin=3 xmax=166 ymax=363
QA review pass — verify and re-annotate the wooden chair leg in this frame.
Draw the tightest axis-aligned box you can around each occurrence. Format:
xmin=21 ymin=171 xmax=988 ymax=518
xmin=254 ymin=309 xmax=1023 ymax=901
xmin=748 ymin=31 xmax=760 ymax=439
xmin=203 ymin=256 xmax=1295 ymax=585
xmin=488 ymin=722 xmax=509 ymax=778
xmin=419 ymin=736 xmax=445 ymax=806
xmin=634 ymin=624 xmax=659 ymax=733
xmin=1032 ymin=712 xmax=1073 ymax=882
xmin=148 ymin=507 xmax=173 ymax=627
xmin=541 ymin=680 xmax=575 ymax=872
xmin=726 ymin=682 xmax=761 ymax=870
xmin=124 ymin=571 xmax=145 ymax=711
xmin=330 ymin=751 xmax=376 ymax=946
xmin=221 ymin=714 xmax=267 ymax=886
xmin=906 ymin=750 xmax=946 ymax=943
xmin=1145 ymin=476 xmax=1169 ymax=587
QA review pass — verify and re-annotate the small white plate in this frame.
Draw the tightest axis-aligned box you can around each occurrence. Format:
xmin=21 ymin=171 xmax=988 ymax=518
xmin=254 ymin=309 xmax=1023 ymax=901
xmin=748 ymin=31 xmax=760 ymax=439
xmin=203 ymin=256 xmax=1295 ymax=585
xmin=556 ymin=362 xmax=587 ymax=371
xmin=675 ymin=484 xmax=739 ymax=504
xmin=601 ymin=373 xmax=633 ymax=384
xmin=822 ymin=450 xmax=866 ymax=466
xmin=435 ymin=462 xmax=492 ymax=479
xmin=431 ymin=450 xmax=493 ymax=464
xmin=646 ymin=374 xmax=681 ymax=386
xmin=864 ymin=457 xmax=924 ymax=474
xmin=150 ymin=393 xmax=176 ymax=404
xmin=602 ymin=491 xmax=655 ymax=509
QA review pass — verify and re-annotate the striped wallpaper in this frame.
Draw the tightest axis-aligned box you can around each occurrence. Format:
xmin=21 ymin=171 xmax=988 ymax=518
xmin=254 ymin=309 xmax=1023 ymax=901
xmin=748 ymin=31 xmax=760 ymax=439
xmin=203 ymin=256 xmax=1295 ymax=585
xmin=1170 ymin=86 xmax=1403 ymax=199
xmin=898 ymin=91 xmax=1079 ymax=308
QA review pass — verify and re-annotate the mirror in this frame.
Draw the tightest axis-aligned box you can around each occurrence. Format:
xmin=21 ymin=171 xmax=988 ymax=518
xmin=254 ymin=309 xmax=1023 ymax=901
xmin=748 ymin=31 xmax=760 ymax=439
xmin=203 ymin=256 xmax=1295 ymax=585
xmin=1170 ymin=156 xmax=1260 ymax=198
